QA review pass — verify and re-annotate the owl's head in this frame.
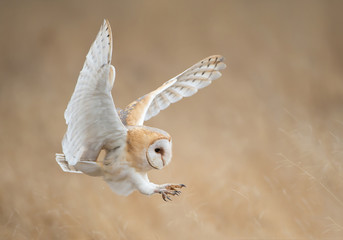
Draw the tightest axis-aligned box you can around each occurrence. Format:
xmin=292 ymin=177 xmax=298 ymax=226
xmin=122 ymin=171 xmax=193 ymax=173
xmin=126 ymin=126 xmax=172 ymax=171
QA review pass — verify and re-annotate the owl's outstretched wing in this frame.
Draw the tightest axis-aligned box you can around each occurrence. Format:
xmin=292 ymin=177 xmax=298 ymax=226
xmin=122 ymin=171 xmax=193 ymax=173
xmin=58 ymin=20 xmax=127 ymax=172
xmin=119 ymin=55 xmax=226 ymax=126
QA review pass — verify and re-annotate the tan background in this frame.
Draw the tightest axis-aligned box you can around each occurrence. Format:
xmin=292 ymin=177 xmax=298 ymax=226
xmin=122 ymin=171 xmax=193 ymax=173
xmin=1 ymin=0 xmax=343 ymax=239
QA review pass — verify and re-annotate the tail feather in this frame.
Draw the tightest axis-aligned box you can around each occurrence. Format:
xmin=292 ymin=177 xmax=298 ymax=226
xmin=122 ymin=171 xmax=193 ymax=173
xmin=56 ymin=153 xmax=82 ymax=173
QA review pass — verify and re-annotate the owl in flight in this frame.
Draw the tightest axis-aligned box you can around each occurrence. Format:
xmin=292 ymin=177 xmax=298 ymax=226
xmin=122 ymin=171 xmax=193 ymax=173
xmin=56 ymin=20 xmax=226 ymax=201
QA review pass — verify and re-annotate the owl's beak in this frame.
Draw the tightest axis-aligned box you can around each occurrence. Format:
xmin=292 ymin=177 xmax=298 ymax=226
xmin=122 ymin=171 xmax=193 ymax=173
xmin=161 ymin=156 xmax=166 ymax=167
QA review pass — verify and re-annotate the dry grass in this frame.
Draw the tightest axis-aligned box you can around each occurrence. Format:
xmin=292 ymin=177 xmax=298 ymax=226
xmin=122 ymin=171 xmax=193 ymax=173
xmin=1 ymin=0 xmax=343 ymax=239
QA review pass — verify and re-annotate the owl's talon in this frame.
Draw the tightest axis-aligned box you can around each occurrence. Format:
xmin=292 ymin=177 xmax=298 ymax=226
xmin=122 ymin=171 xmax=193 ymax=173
xmin=157 ymin=184 xmax=185 ymax=201
xmin=161 ymin=192 xmax=172 ymax=201
xmin=166 ymin=184 xmax=186 ymax=191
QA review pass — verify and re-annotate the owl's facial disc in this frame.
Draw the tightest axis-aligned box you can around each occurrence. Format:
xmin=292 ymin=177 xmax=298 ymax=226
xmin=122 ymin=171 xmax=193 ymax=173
xmin=147 ymin=139 xmax=172 ymax=170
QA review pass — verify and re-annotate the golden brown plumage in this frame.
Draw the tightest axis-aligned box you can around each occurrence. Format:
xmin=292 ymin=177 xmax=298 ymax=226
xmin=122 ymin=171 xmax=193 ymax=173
xmin=126 ymin=126 xmax=171 ymax=171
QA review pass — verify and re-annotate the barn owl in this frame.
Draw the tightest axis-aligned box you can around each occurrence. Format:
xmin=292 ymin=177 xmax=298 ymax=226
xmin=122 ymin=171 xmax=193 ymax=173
xmin=56 ymin=19 xmax=226 ymax=201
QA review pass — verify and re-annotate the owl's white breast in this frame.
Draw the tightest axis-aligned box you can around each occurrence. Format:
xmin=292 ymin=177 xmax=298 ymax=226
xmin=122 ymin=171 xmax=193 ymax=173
xmin=103 ymin=163 xmax=136 ymax=196
xmin=106 ymin=178 xmax=135 ymax=196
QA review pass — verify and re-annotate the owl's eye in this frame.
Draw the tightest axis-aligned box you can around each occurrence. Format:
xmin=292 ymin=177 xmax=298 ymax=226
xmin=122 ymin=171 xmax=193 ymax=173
xmin=155 ymin=148 xmax=161 ymax=153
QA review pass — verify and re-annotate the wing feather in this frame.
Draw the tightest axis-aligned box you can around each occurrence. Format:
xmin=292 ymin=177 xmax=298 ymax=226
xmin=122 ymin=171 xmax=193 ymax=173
xmin=158 ymin=92 xmax=172 ymax=110
xmin=60 ymin=20 xmax=127 ymax=167
xmin=120 ymin=55 xmax=226 ymax=125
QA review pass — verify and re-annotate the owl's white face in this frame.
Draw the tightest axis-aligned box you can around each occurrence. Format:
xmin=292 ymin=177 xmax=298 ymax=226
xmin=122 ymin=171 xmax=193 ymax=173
xmin=146 ymin=139 xmax=172 ymax=170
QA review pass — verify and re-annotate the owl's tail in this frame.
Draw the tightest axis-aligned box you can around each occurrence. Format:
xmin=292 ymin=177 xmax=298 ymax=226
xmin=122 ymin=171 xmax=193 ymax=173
xmin=56 ymin=153 xmax=82 ymax=173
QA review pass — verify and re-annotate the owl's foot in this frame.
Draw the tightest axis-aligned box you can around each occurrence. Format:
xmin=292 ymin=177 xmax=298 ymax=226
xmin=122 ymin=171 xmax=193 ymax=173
xmin=156 ymin=184 xmax=186 ymax=201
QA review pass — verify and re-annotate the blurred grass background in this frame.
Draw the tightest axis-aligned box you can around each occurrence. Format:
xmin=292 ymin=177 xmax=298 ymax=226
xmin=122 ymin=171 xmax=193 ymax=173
xmin=1 ymin=0 xmax=343 ymax=239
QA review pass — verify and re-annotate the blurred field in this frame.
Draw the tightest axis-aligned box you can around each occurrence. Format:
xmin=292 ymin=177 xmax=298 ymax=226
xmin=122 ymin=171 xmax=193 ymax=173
xmin=1 ymin=0 xmax=343 ymax=239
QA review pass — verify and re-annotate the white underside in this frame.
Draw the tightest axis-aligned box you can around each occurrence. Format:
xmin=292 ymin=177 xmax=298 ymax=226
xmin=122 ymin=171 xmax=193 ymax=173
xmin=105 ymin=178 xmax=136 ymax=196
xmin=102 ymin=164 xmax=139 ymax=196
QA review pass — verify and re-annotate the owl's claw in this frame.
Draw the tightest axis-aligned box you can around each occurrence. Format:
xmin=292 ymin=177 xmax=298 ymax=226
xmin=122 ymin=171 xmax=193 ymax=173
xmin=165 ymin=184 xmax=186 ymax=191
xmin=161 ymin=191 xmax=172 ymax=201
xmin=157 ymin=184 xmax=186 ymax=201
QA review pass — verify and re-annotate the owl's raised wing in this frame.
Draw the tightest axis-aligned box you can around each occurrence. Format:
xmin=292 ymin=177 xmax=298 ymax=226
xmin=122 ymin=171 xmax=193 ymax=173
xmin=58 ymin=20 xmax=127 ymax=172
xmin=119 ymin=55 xmax=226 ymax=126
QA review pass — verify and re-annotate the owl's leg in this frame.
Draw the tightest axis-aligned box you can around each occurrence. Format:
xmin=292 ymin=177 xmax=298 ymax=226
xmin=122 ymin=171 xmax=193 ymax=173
xmin=154 ymin=184 xmax=186 ymax=201
xmin=130 ymin=172 xmax=186 ymax=201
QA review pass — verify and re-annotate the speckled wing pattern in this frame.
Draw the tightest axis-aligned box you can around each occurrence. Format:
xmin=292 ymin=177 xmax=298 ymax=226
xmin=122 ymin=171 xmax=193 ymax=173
xmin=119 ymin=55 xmax=226 ymax=126
xmin=61 ymin=20 xmax=127 ymax=166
